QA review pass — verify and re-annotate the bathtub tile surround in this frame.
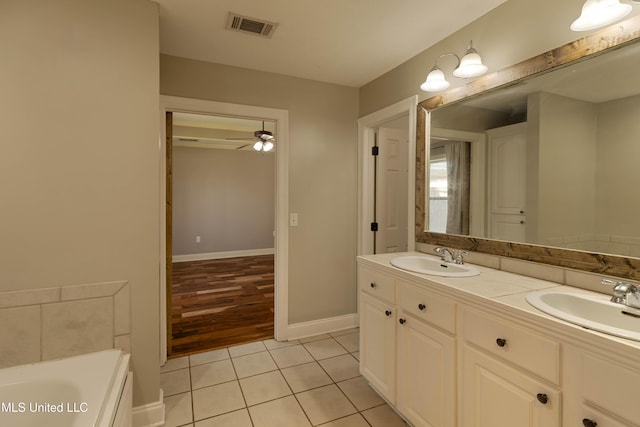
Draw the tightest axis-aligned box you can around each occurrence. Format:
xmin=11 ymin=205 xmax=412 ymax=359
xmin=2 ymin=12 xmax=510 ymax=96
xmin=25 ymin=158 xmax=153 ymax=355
xmin=160 ymin=329 xmax=407 ymax=427
xmin=0 ymin=280 xmax=130 ymax=368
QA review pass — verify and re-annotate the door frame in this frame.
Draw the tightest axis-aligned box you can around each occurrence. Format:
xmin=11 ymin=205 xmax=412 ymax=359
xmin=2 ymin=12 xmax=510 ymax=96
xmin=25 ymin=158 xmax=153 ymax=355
xmin=357 ymin=96 xmax=418 ymax=255
xmin=159 ymin=96 xmax=290 ymax=363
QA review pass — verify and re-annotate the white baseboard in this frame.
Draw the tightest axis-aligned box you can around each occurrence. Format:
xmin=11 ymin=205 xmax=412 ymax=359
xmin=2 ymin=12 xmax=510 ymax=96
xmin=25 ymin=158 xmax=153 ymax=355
xmin=132 ymin=390 xmax=165 ymax=427
xmin=172 ymin=248 xmax=275 ymax=263
xmin=287 ymin=313 xmax=359 ymax=341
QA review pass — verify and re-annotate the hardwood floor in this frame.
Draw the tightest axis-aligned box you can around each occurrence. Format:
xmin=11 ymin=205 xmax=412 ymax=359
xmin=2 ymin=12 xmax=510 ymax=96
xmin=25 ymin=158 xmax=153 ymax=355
xmin=170 ymin=255 xmax=274 ymax=358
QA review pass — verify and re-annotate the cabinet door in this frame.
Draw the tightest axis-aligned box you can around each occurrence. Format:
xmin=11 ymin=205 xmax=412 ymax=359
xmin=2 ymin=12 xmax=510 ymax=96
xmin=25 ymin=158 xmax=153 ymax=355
xmin=461 ymin=345 xmax=560 ymax=427
xmin=397 ymin=314 xmax=455 ymax=427
xmin=359 ymin=292 xmax=396 ymax=403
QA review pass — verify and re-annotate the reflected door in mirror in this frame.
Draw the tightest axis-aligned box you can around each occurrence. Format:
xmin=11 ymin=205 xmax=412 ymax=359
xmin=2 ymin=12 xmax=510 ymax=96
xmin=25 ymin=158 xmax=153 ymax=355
xmin=487 ymin=123 xmax=527 ymax=242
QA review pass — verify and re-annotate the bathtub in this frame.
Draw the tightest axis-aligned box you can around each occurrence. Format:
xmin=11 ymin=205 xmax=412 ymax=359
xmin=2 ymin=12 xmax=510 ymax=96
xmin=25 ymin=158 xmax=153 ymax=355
xmin=0 ymin=349 xmax=132 ymax=427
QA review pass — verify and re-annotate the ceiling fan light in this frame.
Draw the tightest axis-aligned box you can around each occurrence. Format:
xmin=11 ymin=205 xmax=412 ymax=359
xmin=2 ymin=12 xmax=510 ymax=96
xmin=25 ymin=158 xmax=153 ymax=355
xmin=253 ymin=141 xmax=263 ymax=151
xmin=263 ymin=141 xmax=274 ymax=152
xmin=570 ymin=0 xmax=632 ymax=31
xmin=453 ymin=42 xmax=488 ymax=78
xmin=420 ymin=66 xmax=450 ymax=92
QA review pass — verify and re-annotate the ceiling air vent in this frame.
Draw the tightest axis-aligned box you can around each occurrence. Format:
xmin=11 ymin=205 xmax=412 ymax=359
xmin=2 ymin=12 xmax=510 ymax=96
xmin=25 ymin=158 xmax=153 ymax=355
xmin=226 ymin=12 xmax=279 ymax=38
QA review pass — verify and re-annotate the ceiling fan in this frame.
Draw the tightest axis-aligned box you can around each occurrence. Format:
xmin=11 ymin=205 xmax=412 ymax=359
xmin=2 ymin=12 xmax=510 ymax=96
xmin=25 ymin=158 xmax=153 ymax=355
xmin=232 ymin=121 xmax=275 ymax=151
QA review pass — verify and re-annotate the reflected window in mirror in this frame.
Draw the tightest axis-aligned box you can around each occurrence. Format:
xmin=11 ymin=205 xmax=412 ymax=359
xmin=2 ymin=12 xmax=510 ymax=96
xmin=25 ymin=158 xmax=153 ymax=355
xmin=429 ymin=140 xmax=470 ymax=235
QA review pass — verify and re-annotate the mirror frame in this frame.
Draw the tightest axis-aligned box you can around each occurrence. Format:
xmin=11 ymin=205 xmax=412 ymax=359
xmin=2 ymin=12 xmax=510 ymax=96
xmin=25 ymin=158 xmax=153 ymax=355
xmin=416 ymin=15 xmax=640 ymax=280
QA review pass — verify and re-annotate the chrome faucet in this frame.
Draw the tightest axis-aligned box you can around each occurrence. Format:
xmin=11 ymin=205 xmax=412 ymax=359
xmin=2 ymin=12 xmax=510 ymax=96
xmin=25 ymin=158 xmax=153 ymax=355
xmin=434 ymin=247 xmax=469 ymax=265
xmin=602 ymin=278 xmax=640 ymax=309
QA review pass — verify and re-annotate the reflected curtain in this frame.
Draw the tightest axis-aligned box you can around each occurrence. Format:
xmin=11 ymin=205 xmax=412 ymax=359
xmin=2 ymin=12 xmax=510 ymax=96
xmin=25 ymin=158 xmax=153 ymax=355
xmin=445 ymin=141 xmax=470 ymax=234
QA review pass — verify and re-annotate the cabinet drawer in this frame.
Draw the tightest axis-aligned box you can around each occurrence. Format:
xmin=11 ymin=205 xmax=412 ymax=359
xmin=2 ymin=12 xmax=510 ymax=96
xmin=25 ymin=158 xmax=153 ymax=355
xmin=462 ymin=308 xmax=560 ymax=384
xmin=581 ymin=354 xmax=640 ymax=426
xmin=581 ymin=404 xmax=634 ymax=427
xmin=359 ymin=267 xmax=395 ymax=303
xmin=398 ymin=281 xmax=456 ymax=334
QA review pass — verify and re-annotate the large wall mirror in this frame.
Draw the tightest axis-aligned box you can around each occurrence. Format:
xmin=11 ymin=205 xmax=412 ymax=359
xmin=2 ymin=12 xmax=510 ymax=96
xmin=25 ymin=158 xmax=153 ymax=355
xmin=416 ymin=16 xmax=640 ymax=280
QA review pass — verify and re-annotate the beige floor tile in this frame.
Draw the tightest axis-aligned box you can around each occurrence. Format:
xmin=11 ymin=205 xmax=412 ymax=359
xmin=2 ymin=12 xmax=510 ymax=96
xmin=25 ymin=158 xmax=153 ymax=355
xmin=232 ymin=351 xmax=278 ymax=378
xmin=337 ymin=377 xmax=384 ymax=411
xmin=334 ymin=333 xmax=359 ymax=353
xmin=263 ymin=338 xmax=300 ymax=350
xmin=249 ymin=395 xmax=311 ymax=427
xmin=191 ymin=359 xmax=237 ymax=390
xmin=239 ymin=370 xmax=292 ymax=406
xmin=190 ymin=348 xmax=230 ymax=366
xmin=280 ymin=362 xmax=332 ymax=393
xmin=296 ymin=384 xmax=357 ymax=425
xmin=318 ymin=354 xmax=360 ymax=382
xmin=195 ymin=408 xmax=252 ymax=427
xmin=329 ymin=328 xmax=359 ymax=337
xmin=318 ymin=413 xmax=370 ymax=427
xmin=351 ymin=352 xmax=359 ymax=361
xmin=161 ymin=368 xmax=192 ymax=397
xmin=361 ymin=404 xmax=407 ymax=427
xmin=161 ymin=356 xmax=189 ymax=373
xmin=229 ymin=340 xmax=268 ymax=357
xmin=163 ymin=391 xmax=193 ymax=427
xmin=299 ymin=334 xmax=331 ymax=343
xmin=304 ymin=338 xmax=348 ymax=360
xmin=192 ymin=381 xmax=246 ymax=421
xmin=269 ymin=344 xmax=314 ymax=368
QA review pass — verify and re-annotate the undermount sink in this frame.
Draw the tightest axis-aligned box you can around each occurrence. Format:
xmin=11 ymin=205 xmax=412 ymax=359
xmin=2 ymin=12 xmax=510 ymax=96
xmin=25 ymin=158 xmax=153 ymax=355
xmin=390 ymin=255 xmax=480 ymax=277
xmin=526 ymin=291 xmax=640 ymax=342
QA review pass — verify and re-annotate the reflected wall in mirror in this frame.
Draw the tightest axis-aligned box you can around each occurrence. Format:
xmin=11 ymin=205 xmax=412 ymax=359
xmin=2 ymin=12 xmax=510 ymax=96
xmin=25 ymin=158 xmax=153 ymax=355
xmin=417 ymin=16 xmax=640 ymax=280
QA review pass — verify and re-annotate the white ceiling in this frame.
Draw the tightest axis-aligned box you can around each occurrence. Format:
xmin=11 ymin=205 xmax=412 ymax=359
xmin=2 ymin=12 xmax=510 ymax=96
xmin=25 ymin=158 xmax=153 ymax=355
xmin=156 ymin=0 xmax=508 ymax=88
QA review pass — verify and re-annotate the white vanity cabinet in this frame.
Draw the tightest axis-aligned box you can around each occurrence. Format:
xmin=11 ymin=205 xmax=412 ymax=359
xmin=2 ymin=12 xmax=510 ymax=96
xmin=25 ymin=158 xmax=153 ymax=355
xmin=359 ymin=266 xmax=397 ymax=403
xmin=358 ymin=255 xmax=640 ymax=427
xmin=359 ymin=264 xmax=457 ymax=427
xmin=396 ymin=281 xmax=456 ymax=427
xmin=460 ymin=307 xmax=561 ymax=427
xmin=563 ymin=344 xmax=640 ymax=427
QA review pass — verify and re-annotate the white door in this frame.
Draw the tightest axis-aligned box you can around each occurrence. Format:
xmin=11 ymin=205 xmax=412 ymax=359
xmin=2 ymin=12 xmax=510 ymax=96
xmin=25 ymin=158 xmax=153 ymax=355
xmin=376 ymin=127 xmax=409 ymax=253
xmin=487 ymin=123 xmax=527 ymax=242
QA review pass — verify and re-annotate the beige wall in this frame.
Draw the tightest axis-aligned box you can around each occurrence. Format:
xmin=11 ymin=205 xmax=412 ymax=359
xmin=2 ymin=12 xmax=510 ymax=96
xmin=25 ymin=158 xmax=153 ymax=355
xmin=596 ymin=94 xmax=640 ymax=255
xmin=161 ymin=55 xmax=359 ymax=323
xmin=0 ymin=0 xmax=160 ymax=407
xmin=172 ymin=147 xmax=275 ymax=256
xmin=359 ymin=0 xmax=634 ymax=116
xmin=530 ymin=93 xmax=598 ymax=245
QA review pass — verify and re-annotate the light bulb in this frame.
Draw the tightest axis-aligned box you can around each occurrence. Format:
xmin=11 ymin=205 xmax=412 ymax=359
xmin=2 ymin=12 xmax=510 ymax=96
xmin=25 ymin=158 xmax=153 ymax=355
xmin=253 ymin=141 xmax=263 ymax=151
xmin=420 ymin=67 xmax=450 ymax=92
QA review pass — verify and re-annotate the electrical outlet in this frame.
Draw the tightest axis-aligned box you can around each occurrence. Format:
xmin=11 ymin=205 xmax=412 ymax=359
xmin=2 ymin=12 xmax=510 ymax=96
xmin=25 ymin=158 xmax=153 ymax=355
xmin=289 ymin=213 xmax=299 ymax=227
xmin=196 ymin=236 xmax=201 ymax=243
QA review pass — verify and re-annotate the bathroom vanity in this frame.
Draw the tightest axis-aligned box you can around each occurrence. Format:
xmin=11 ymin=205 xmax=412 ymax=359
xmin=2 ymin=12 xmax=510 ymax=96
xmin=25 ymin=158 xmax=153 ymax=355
xmin=358 ymin=252 xmax=640 ymax=427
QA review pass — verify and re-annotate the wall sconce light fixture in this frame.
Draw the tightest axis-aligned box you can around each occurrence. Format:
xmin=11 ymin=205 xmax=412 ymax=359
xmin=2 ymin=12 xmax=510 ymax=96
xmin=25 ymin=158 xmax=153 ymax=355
xmin=420 ymin=41 xmax=488 ymax=92
xmin=570 ymin=0 xmax=637 ymax=31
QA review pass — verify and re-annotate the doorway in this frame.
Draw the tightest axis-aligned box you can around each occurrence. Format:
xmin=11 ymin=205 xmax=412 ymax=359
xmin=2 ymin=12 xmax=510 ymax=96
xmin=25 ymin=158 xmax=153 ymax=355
xmin=168 ymin=112 xmax=276 ymax=357
xmin=159 ymin=96 xmax=290 ymax=364
xmin=357 ymin=96 xmax=418 ymax=256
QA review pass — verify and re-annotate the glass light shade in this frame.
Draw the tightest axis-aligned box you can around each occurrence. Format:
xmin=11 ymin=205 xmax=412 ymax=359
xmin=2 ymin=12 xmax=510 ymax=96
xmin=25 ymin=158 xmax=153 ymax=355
xmin=571 ymin=0 xmax=632 ymax=31
xmin=253 ymin=141 xmax=263 ymax=151
xmin=453 ymin=49 xmax=488 ymax=78
xmin=263 ymin=141 xmax=274 ymax=152
xmin=420 ymin=67 xmax=450 ymax=92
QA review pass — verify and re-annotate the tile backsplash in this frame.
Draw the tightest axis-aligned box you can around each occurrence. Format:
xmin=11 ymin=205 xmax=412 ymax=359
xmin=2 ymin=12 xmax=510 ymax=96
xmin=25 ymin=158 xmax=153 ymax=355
xmin=0 ymin=280 xmax=130 ymax=368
